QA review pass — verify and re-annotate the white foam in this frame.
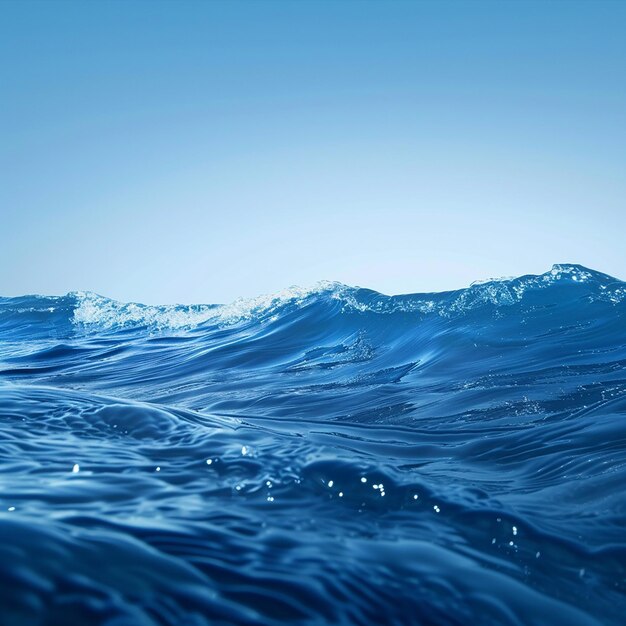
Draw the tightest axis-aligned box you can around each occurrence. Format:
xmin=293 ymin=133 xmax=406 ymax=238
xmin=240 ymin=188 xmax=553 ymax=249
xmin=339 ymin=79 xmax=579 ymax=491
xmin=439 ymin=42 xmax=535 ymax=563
xmin=71 ymin=281 xmax=348 ymax=331
xmin=70 ymin=265 xmax=623 ymax=331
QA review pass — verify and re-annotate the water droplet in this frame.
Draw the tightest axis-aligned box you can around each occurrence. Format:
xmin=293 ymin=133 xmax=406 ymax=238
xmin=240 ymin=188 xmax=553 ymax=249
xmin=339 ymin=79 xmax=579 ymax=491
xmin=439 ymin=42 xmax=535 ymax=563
xmin=360 ymin=477 xmax=367 ymax=483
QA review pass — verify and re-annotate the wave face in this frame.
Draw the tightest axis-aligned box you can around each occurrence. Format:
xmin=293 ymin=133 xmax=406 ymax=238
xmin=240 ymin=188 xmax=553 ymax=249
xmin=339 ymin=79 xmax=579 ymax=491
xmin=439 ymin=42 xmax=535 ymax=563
xmin=1 ymin=263 xmax=626 ymax=625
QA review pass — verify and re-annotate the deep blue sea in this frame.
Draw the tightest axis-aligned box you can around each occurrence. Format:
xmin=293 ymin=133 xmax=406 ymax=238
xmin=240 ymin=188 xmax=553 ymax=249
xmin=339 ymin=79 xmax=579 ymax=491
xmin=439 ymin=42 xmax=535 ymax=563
xmin=1 ymin=263 xmax=625 ymax=625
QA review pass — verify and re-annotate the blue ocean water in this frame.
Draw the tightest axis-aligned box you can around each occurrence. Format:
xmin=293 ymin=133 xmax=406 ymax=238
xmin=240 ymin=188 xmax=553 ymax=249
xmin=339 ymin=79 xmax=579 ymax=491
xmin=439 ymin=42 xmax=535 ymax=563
xmin=1 ymin=263 xmax=625 ymax=625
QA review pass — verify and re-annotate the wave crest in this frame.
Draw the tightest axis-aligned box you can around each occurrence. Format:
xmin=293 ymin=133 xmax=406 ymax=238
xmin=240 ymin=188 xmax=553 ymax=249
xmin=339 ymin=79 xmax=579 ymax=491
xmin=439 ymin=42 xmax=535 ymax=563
xmin=1 ymin=264 xmax=623 ymax=334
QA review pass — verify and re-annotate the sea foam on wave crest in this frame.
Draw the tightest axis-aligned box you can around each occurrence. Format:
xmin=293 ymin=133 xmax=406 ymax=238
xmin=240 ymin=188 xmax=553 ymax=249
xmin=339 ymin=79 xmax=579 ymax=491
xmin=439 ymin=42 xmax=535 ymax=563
xmin=342 ymin=263 xmax=624 ymax=316
xmin=70 ymin=281 xmax=349 ymax=331
xmin=69 ymin=264 xmax=624 ymax=331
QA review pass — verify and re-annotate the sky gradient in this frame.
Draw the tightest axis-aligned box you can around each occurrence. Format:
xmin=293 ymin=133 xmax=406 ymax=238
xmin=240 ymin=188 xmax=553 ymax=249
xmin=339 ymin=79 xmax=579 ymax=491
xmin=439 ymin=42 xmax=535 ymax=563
xmin=1 ymin=0 xmax=625 ymax=304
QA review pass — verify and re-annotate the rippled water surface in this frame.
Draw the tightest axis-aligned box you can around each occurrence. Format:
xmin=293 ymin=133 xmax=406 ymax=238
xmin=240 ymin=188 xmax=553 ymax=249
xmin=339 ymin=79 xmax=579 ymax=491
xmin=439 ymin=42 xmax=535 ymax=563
xmin=1 ymin=264 xmax=625 ymax=625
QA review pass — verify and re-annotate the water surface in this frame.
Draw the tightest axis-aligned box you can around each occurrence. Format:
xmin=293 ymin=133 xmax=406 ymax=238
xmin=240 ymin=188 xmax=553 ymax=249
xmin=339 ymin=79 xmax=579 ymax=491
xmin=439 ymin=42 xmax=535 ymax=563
xmin=1 ymin=264 xmax=625 ymax=624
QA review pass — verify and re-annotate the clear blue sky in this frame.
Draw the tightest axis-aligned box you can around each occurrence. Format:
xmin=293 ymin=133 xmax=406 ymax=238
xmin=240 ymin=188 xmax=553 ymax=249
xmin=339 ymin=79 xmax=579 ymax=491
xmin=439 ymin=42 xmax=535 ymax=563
xmin=1 ymin=0 xmax=625 ymax=304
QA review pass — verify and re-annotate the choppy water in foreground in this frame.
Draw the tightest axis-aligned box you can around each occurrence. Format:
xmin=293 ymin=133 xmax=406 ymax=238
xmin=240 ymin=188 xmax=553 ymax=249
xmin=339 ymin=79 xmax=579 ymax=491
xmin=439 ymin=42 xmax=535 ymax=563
xmin=1 ymin=264 xmax=625 ymax=625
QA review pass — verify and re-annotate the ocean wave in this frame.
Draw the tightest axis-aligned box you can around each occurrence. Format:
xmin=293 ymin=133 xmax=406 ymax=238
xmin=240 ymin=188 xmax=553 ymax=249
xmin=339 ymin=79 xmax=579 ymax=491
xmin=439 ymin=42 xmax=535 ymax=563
xmin=1 ymin=264 xmax=625 ymax=624
xmin=2 ymin=264 xmax=623 ymax=336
